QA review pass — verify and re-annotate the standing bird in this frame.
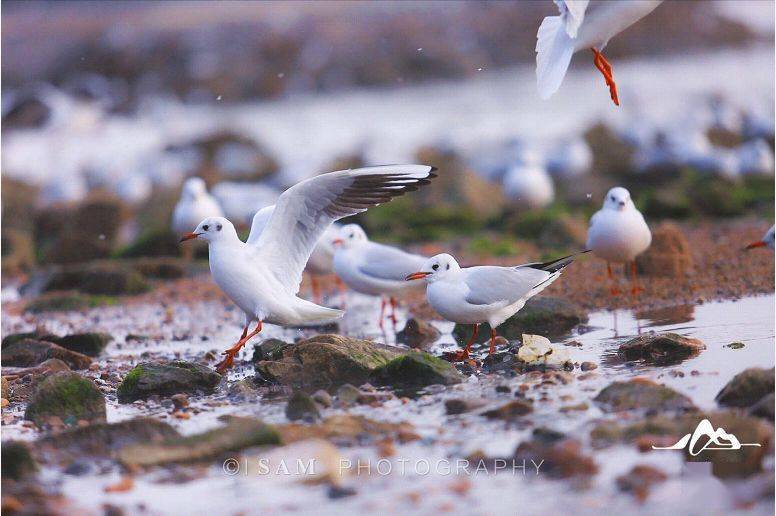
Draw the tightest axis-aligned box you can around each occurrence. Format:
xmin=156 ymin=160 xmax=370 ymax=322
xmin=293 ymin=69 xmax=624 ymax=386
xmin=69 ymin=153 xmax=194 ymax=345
xmin=172 ymin=177 xmax=224 ymax=260
xmin=587 ymin=187 xmax=651 ymax=295
xmin=406 ymin=252 xmax=584 ymax=361
xmin=536 ymin=0 xmax=663 ymax=105
xmin=502 ymin=161 xmax=555 ymax=209
xmin=745 ymin=226 xmax=774 ymax=251
xmin=332 ymin=223 xmax=426 ymax=330
xmin=180 ymin=165 xmax=436 ymax=373
xmin=248 ymin=205 xmax=344 ymax=303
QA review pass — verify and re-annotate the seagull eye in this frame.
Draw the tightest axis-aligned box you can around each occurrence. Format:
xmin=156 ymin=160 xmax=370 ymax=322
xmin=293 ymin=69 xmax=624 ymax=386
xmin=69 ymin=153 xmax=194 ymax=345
xmin=202 ymin=224 xmax=209 ymax=231
xmin=216 ymin=224 xmax=222 ymax=231
xmin=610 ymin=196 xmax=615 ymax=202
xmin=349 ymin=234 xmax=354 ymax=239
xmin=446 ymin=264 xmax=450 ymax=270
xmin=432 ymin=264 xmax=439 ymax=271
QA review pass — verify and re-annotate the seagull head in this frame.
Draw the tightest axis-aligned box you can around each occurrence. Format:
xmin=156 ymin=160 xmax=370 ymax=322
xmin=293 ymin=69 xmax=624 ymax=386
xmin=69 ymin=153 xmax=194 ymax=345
xmin=182 ymin=177 xmax=207 ymax=199
xmin=332 ymin=224 xmax=368 ymax=249
xmin=180 ymin=216 xmax=236 ymax=244
xmin=406 ymin=253 xmax=460 ymax=283
xmin=603 ymin=187 xmax=633 ymax=212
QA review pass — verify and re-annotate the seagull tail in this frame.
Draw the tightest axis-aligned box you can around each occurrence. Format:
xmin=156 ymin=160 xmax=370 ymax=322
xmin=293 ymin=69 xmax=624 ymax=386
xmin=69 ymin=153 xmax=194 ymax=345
xmin=525 ymin=249 xmax=591 ymax=274
xmin=535 ymin=14 xmax=576 ymax=100
xmin=293 ymin=299 xmax=345 ymax=326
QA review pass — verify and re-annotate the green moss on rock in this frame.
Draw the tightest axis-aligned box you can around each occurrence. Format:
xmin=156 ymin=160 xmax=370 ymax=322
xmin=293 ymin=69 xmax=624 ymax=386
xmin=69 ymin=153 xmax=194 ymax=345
xmin=25 ymin=372 xmax=106 ymax=427
xmin=1 ymin=441 xmax=37 ymax=480
xmin=117 ymin=361 xmax=221 ymax=403
xmin=371 ymin=351 xmax=464 ymax=388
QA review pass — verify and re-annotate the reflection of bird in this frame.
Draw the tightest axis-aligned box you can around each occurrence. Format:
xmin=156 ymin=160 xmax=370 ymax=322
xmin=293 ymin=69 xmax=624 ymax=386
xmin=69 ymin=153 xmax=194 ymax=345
xmin=248 ymin=205 xmax=344 ymax=303
xmin=587 ymin=187 xmax=651 ymax=295
xmin=332 ymin=224 xmax=426 ymax=330
xmin=536 ymin=0 xmax=663 ymax=105
xmin=503 ymin=161 xmax=555 ymax=209
xmin=179 ymin=165 xmax=435 ymax=373
xmin=406 ymin=252 xmax=583 ymax=360
xmin=172 ymin=177 xmax=224 ymax=260
xmin=745 ymin=226 xmax=774 ymax=251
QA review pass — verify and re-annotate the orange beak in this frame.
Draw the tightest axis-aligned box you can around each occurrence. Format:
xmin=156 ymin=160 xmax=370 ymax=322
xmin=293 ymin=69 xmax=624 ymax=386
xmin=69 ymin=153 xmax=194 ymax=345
xmin=179 ymin=232 xmax=200 ymax=243
xmin=745 ymin=240 xmax=766 ymax=250
xmin=406 ymin=271 xmax=431 ymax=281
xmin=332 ymin=238 xmax=344 ymax=246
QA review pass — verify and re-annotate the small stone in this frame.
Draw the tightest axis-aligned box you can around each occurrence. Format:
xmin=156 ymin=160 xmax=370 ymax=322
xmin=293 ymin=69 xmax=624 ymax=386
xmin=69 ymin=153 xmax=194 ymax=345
xmin=311 ymin=390 xmax=333 ymax=408
xmin=170 ymin=394 xmax=189 ymax=410
xmin=594 ymin=379 xmax=695 ymax=413
xmin=514 ymin=437 xmax=597 ymax=479
xmin=616 ymin=465 xmax=667 ymax=502
xmin=445 ymin=398 xmax=487 ymax=415
xmin=580 ymin=361 xmax=598 ymax=371
xmin=327 ymin=485 xmax=357 ymax=499
xmin=618 ymin=333 xmax=705 ymax=365
xmin=481 ymin=399 xmax=533 ymax=420
xmin=725 ymin=342 xmax=745 ymax=350
xmin=336 ymin=384 xmax=362 ymax=405
xmin=286 ymin=391 xmax=321 ymax=422
xmin=396 ymin=318 xmax=441 ymax=350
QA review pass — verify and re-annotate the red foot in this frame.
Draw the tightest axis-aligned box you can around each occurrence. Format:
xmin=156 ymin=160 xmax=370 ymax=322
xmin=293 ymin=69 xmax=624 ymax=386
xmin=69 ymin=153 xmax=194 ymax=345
xmin=592 ymin=48 xmax=619 ymax=106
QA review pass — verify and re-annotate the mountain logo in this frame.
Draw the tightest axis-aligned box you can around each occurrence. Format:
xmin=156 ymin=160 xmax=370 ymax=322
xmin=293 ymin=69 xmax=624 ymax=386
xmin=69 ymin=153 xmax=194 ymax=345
xmin=652 ymin=419 xmax=761 ymax=456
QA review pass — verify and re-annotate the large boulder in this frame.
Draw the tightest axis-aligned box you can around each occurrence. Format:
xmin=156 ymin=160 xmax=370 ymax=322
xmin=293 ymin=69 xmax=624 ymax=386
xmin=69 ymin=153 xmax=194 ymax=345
xmin=715 ymin=367 xmax=774 ymax=409
xmin=636 ymin=223 xmax=693 ymax=277
xmin=25 ymin=372 xmax=106 ymax=427
xmin=117 ymin=361 xmax=222 ymax=403
xmin=370 ymin=351 xmax=464 ymax=389
xmin=2 ymin=339 xmax=92 ymax=369
xmin=253 ymin=334 xmax=399 ymax=389
xmin=617 ymin=333 xmax=705 ymax=365
xmin=594 ymin=379 xmax=696 ymax=413
xmin=41 ymin=262 xmax=150 ymax=296
xmin=453 ymin=296 xmax=587 ymax=344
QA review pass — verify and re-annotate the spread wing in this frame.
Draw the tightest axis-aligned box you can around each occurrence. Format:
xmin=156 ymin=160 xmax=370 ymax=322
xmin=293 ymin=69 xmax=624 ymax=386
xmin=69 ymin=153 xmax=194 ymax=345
xmin=253 ymin=165 xmax=436 ymax=293
xmin=464 ymin=266 xmax=551 ymax=306
xmin=246 ymin=205 xmax=275 ymax=245
xmin=357 ymin=243 xmax=426 ymax=282
xmin=555 ymin=0 xmax=590 ymax=38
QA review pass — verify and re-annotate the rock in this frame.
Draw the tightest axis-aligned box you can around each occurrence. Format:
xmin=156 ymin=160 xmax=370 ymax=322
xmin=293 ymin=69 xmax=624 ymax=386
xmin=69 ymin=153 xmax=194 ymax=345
xmin=1 ymin=377 xmax=9 ymax=399
xmin=50 ymin=333 xmax=113 ymax=357
xmin=616 ymin=465 xmax=668 ymax=502
xmin=636 ymin=223 xmax=693 ymax=277
xmin=2 ymin=228 xmax=35 ymax=276
xmin=514 ymin=437 xmax=597 ymax=479
xmin=115 ymin=228 xmax=181 ymax=258
xmin=311 ymin=390 xmax=333 ymax=408
xmin=42 ymin=262 xmax=150 ymax=296
xmin=40 ymin=418 xmax=180 ymax=460
xmin=715 ymin=367 xmax=775 ymax=408
xmin=396 ymin=318 xmax=441 ymax=350
xmin=25 ymin=372 xmax=106 ymax=427
xmin=2 ymin=94 xmax=50 ymax=129
xmin=481 ymin=399 xmax=533 ymax=420
xmin=725 ymin=342 xmax=745 ymax=350
xmin=25 ymin=293 xmax=92 ymax=313
xmin=117 ymin=361 xmax=222 ymax=403
xmin=749 ymin=393 xmax=774 ymax=420
xmin=617 ymin=332 xmax=706 ymax=365
xmin=276 ymin=414 xmax=419 ymax=446
xmin=453 ymin=297 xmax=587 ymax=344
xmin=445 ymin=398 xmax=488 ymax=415
xmin=334 ymin=384 xmax=393 ymax=406
xmin=227 ymin=379 xmax=261 ymax=399
xmin=516 ymin=334 xmax=572 ymax=368
xmin=118 ymin=417 xmax=280 ymax=467
xmin=253 ymin=334 xmax=399 ymax=389
xmin=170 ymin=393 xmax=189 ymax=410
xmin=580 ymin=361 xmax=598 ymax=371
xmin=131 ymin=258 xmax=186 ymax=280
xmin=251 ymin=338 xmax=293 ymax=363
xmin=2 ymin=339 xmax=92 ymax=369
xmin=336 ymin=384 xmax=362 ymax=405
xmin=1 ymin=441 xmax=37 ymax=480
xmin=537 ymin=215 xmax=588 ymax=249
xmin=286 ymin=391 xmax=321 ymax=422
xmin=370 ymin=351 xmax=464 ymax=388
xmin=257 ymin=438 xmax=346 ymax=485
xmin=594 ymin=379 xmax=696 ymax=413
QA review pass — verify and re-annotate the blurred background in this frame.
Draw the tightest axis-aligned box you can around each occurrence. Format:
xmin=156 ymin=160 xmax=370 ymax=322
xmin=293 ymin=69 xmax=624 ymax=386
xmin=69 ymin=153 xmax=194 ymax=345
xmin=2 ymin=0 xmax=774 ymax=275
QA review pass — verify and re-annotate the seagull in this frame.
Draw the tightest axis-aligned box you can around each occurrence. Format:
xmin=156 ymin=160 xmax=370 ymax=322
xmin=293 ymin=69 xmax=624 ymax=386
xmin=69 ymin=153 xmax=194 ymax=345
xmin=172 ymin=177 xmax=224 ymax=260
xmin=180 ymin=165 xmax=436 ymax=373
xmin=586 ymin=186 xmax=651 ymax=295
xmin=745 ymin=226 xmax=774 ymax=251
xmin=406 ymin=252 xmax=584 ymax=360
xmin=536 ymin=0 xmax=664 ymax=105
xmin=502 ymin=161 xmax=555 ymax=209
xmin=332 ymin=223 xmax=426 ymax=330
xmin=248 ymin=205 xmax=344 ymax=303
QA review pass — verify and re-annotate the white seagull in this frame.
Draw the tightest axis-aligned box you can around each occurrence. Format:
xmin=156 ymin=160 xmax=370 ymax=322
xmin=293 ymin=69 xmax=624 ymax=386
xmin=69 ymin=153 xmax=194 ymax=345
xmin=172 ymin=177 xmax=224 ymax=260
xmin=406 ymin=252 xmax=584 ymax=360
xmin=502 ymin=161 xmax=555 ymax=209
xmin=180 ymin=165 xmax=436 ymax=372
xmin=536 ymin=0 xmax=664 ymax=105
xmin=586 ymin=186 xmax=652 ymax=295
xmin=745 ymin=225 xmax=774 ymax=251
xmin=248 ymin=205 xmax=344 ymax=303
xmin=332 ymin=223 xmax=426 ymax=329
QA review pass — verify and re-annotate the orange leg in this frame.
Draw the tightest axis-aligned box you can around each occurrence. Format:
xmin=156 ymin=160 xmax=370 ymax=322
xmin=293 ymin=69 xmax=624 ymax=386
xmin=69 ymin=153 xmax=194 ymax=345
xmin=310 ymin=275 xmax=321 ymax=304
xmin=630 ymin=261 xmax=644 ymax=296
xmin=389 ymin=296 xmax=398 ymax=329
xmin=489 ymin=328 xmax=497 ymax=355
xmin=215 ymin=320 xmax=262 ymax=374
xmin=379 ymin=297 xmax=387 ymax=330
xmin=607 ymin=262 xmax=621 ymax=296
xmin=592 ymin=48 xmax=619 ymax=106
xmin=453 ymin=323 xmax=479 ymax=361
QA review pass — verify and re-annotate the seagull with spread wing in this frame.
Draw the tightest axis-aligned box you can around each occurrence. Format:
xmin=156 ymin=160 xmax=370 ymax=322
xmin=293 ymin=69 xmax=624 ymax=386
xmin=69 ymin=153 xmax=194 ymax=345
xmin=536 ymin=0 xmax=663 ymax=106
xmin=180 ymin=165 xmax=436 ymax=373
xmin=406 ymin=251 xmax=585 ymax=361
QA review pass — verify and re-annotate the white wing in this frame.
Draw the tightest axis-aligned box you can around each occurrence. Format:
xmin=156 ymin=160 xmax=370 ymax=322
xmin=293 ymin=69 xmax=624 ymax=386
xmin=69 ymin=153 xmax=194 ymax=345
xmin=555 ymin=0 xmax=590 ymax=38
xmin=246 ymin=205 xmax=275 ymax=245
xmin=357 ymin=242 xmax=426 ymax=282
xmin=464 ymin=266 xmax=551 ymax=306
xmin=253 ymin=165 xmax=436 ymax=293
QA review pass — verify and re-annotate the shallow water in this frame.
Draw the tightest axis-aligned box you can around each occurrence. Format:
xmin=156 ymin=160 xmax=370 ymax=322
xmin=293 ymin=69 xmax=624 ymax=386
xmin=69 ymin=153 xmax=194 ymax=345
xmin=2 ymin=293 xmax=774 ymax=514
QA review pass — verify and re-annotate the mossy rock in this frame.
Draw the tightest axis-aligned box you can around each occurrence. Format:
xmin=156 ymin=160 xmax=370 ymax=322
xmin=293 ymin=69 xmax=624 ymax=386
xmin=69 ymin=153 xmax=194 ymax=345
xmin=2 ymin=339 xmax=92 ymax=369
xmin=25 ymin=292 xmax=92 ymax=313
xmin=371 ymin=351 xmax=464 ymax=388
xmin=593 ymin=379 xmax=695 ymax=413
xmin=52 ymin=333 xmax=113 ymax=357
xmin=43 ymin=263 xmax=150 ymax=296
xmin=1 ymin=441 xmax=37 ymax=480
xmin=715 ymin=367 xmax=775 ymax=408
xmin=285 ymin=391 xmax=321 ymax=421
xmin=114 ymin=228 xmax=181 ymax=258
xmin=251 ymin=338 xmax=293 ymax=363
xmin=25 ymin=372 xmax=106 ymax=427
xmin=453 ymin=297 xmax=587 ymax=344
xmin=117 ymin=361 xmax=222 ymax=403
